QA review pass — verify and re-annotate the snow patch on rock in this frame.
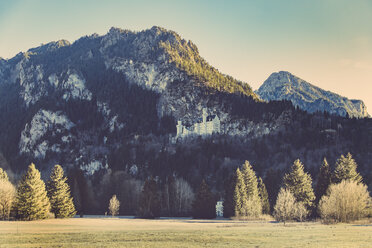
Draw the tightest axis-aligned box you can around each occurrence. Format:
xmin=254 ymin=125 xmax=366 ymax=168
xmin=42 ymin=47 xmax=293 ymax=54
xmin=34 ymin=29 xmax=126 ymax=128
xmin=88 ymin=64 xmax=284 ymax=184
xmin=80 ymin=160 xmax=104 ymax=176
xmin=19 ymin=109 xmax=75 ymax=155
xmin=97 ymin=101 xmax=124 ymax=132
xmin=109 ymin=115 xmax=124 ymax=132
xmin=223 ymin=120 xmax=275 ymax=138
xmin=48 ymin=74 xmax=59 ymax=87
xmin=107 ymin=58 xmax=185 ymax=92
xmin=129 ymin=164 xmax=138 ymax=175
xmin=17 ymin=63 xmax=46 ymax=107
xmin=61 ymin=135 xmax=72 ymax=143
xmin=62 ymin=73 xmax=92 ymax=101
xmin=34 ymin=140 xmax=48 ymax=159
xmin=97 ymin=101 xmax=111 ymax=117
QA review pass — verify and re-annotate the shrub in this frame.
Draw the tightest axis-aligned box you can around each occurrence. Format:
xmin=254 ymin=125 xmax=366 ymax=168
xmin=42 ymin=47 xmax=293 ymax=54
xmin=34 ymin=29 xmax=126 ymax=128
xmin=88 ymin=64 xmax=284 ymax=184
xmin=318 ymin=180 xmax=371 ymax=223
xmin=274 ymin=188 xmax=308 ymax=224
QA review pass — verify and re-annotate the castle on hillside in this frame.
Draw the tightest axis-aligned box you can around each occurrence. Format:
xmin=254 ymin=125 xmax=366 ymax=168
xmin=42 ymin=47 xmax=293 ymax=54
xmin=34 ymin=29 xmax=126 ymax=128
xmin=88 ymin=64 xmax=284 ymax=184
xmin=176 ymin=108 xmax=221 ymax=138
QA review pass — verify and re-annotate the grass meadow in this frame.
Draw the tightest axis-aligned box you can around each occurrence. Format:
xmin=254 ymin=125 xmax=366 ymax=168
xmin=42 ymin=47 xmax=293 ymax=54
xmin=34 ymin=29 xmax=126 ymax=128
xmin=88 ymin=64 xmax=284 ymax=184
xmin=0 ymin=218 xmax=371 ymax=247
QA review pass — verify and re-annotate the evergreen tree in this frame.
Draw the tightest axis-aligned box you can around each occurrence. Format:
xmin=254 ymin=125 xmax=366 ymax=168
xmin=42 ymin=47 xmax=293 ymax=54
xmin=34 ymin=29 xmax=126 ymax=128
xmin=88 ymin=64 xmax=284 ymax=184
xmin=71 ymin=177 xmax=82 ymax=216
xmin=233 ymin=168 xmax=248 ymax=217
xmin=138 ymin=177 xmax=161 ymax=218
xmin=241 ymin=161 xmax=262 ymax=217
xmin=14 ymin=163 xmax=51 ymax=220
xmin=47 ymin=165 xmax=76 ymax=218
xmin=192 ymin=180 xmax=216 ymax=219
xmin=223 ymin=174 xmax=236 ymax=218
xmin=283 ymin=159 xmax=315 ymax=210
xmin=315 ymin=158 xmax=331 ymax=204
xmin=258 ymin=177 xmax=270 ymax=214
xmin=0 ymin=168 xmax=8 ymax=181
xmin=264 ymin=168 xmax=281 ymax=209
xmin=332 ymin=153 xmax=362 ymax=184
xmin=68 ymin=168 xmax=92 ymax=217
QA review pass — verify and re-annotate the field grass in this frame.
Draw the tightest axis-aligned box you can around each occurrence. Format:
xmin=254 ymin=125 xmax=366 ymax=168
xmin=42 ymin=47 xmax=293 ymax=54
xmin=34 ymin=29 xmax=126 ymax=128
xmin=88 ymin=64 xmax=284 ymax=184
xmin=0 ymin=218 xmax=371 ymax=247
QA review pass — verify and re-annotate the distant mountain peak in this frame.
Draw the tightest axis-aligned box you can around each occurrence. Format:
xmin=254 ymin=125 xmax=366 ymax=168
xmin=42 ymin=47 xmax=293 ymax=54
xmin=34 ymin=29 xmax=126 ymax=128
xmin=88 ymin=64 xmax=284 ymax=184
xmin=27 ymin=40 xmax=71 ymax=55
xmin=257 ymin=71 xmax=369 ymax=118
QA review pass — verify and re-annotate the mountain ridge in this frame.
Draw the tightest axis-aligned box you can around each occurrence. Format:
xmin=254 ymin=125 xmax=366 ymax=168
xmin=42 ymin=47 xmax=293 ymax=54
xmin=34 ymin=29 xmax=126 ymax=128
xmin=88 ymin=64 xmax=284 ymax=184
xmin=256 ymin=71 xmax=369 ymax=118
xmin=0 ymin=26 xmax=286 ymax=176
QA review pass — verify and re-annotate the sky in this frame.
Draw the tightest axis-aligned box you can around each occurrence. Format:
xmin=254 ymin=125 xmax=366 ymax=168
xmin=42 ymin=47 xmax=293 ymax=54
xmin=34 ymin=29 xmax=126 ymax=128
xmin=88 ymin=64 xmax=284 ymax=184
xmin=0 ymin=0 xmax=371 ymax=111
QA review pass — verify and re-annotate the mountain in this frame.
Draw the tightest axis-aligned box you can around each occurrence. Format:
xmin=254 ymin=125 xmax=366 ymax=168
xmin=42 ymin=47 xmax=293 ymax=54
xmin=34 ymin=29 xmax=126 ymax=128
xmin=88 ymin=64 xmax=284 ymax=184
xmin=1 ymin=27 xmax=372 ymax=215
xmin=0 ymin=26 xmax=291 ymax=176
xmin=256 ymin=71 xmax=369 ymax=118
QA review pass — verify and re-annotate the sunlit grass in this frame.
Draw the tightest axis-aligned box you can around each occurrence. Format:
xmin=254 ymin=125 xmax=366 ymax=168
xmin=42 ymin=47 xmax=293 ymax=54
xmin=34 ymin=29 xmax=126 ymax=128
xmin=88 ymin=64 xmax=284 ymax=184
xmin=0 ymin=218 xmax=371 ymax=247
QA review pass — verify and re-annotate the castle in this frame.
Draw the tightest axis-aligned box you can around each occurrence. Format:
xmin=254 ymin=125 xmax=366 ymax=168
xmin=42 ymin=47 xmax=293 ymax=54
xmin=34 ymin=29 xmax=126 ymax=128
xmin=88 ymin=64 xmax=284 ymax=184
xmin=176 ymin=108 xmax=221 ymax=137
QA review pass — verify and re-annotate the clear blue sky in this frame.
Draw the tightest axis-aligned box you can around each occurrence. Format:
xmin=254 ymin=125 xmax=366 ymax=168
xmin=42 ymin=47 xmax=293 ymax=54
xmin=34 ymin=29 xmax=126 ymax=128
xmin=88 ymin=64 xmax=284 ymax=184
xmin=1 ymin=0 xmax=371 ymax=111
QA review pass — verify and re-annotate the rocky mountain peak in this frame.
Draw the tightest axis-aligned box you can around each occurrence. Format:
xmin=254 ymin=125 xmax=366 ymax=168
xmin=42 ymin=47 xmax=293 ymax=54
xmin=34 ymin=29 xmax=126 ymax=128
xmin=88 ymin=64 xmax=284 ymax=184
xmin=257 ymin=71 xmax=369 ymax=118
xmin=0 ymin=26 xmax=267 ymax=175
xmin=27 ymin=40 xmax=71 ymax=55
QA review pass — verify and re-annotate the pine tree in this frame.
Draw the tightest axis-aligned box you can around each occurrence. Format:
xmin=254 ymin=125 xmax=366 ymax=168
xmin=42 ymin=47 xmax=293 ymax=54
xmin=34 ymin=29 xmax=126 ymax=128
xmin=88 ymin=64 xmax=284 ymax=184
xmin=14 ymin=163 xmax=51 ymax=220
xmin=138 ymin=177 xmax=161 ymax=218
xmin=47 ymin=165 xmax=76 ymax=218
xmin=192 ymin=180 xmax=216 ymax=219
xmin=71 ymin=177 xmax=82 ymax=216
xmin=233 ymin=168 xmax=248 ymax=217
xmin=0 ymin=168 xmax=8 ymax=181
xmin=283 ymin=159 xmax=315 ymax=211
xmin=241 ymin=161 xmax=262 ymax=217
xmin=315 ymin=158 xmax=331 ymax=204
xmin=68 ymin=168 xmax=91 ymax=217
xmin=258 ymin=177 xmax=270 ymax=214
xmin=264 ymin=168 xmax=281 ymax=209
xmin=332 ymin=153 xmax=362 ymax=184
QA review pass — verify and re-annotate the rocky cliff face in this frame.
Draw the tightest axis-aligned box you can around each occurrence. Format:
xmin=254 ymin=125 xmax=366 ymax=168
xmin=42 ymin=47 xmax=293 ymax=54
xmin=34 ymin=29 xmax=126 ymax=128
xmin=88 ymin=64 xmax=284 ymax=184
xmin=256 ymin=71 xmax=369 ymax=118
xmin=0 ymin=26 xmax=287 ymax=175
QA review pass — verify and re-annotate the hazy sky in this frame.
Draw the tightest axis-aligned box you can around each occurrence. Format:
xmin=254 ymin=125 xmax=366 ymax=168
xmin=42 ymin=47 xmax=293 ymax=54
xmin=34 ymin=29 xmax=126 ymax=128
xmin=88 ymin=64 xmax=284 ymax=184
xmin=1 ymin=0 xmax=371 ymax=111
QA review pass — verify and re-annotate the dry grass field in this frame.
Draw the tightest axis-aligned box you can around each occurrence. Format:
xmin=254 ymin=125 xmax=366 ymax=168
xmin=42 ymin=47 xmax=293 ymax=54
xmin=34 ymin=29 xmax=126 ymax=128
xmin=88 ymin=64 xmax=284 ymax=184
xmin=0 ymin=217 xmax=371 ymax=247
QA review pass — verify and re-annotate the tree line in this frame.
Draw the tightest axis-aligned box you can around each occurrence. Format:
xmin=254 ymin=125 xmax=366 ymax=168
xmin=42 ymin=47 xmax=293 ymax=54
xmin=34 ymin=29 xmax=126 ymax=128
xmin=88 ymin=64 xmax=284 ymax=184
xmin=221 ymin=152 xmax=371 ymax=223
xmin=1 ymin=152 xmax=370 ymax=223
xmin=102 ymin=152 xmax=371 ymax=223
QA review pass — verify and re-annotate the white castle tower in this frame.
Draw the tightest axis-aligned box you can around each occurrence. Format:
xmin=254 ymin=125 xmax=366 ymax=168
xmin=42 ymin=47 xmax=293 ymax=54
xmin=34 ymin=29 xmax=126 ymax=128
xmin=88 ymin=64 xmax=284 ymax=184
xmin=176 ymin=120 xmax=183 ymax=136
xmin=176 ymin=108 xmax=221 ymax=138
xmin=202 ymin=108 xmax=207 ymax=134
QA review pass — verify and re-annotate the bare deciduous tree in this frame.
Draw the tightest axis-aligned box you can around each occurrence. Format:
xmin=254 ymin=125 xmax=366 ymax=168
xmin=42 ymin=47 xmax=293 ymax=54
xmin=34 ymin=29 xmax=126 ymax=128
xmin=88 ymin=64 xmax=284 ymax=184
xmin=274 ymin=188 xmax=296 ymax=224
xmin=174 ymin=178 xmax=194 ymax=215
xmin=294 ymin=202 xmax=308 ymax=222
xmin=109 ymin=195 xmax=120 ymax=217
xmin=0 ymin=179 xmax=16 ymax=220
xmin=274 ymin=188 xmax=308 ymax=224
xmin=319 ymin=180 xmax=371 ymax=223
